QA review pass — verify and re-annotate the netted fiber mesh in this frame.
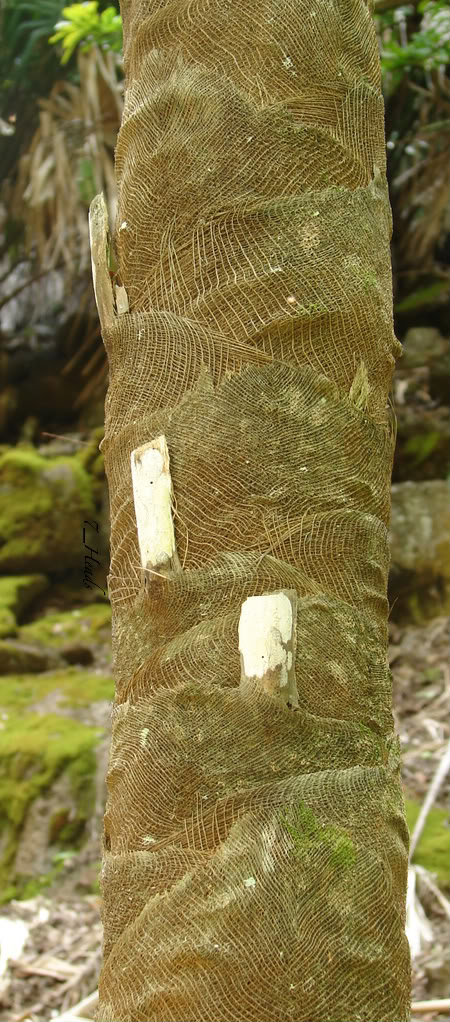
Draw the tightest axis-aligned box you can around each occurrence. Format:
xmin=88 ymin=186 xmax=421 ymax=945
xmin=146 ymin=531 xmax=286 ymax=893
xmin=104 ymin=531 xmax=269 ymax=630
xmin=96 ymin=0 xmax=411 ymax=1018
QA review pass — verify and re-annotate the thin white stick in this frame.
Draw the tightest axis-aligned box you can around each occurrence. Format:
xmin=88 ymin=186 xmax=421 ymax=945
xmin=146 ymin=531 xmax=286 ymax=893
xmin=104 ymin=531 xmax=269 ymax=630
xmin=239 ymin=590 xmax=298 ymax=708
xmin=409 ymin=742 xmax=450 ymax=862
xmin=50 ymin=989 xmax=98 ymax=1020
xmin=411 ymin=999 xmax=450 ymax=1013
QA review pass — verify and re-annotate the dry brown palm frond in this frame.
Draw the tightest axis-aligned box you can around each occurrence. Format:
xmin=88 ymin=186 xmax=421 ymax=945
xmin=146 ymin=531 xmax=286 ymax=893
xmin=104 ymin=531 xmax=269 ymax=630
xmin=12 ymin=47 xmax=123 ymax=278
xmin=392 ymin=70 xmax=450 ymax=269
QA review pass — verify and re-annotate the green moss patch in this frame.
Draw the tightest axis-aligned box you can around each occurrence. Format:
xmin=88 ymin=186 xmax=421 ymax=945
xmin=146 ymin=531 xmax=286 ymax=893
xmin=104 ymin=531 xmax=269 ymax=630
xmin=406 ymin=798 xmax=450 ymax=891
xmin=1 ymin=666 xmax=114 ymax=714
xmin=0 ymin=712 xmax=102 ymax=900
xmin=0 ymin=448 xmax=94 ymax=574
xmin=0 ymin=574 xmax=49 ymax=622
xmin=20 ymin=603 xmax=111 ymax=650
xmin=0 ymin=713 xmax=99 ymax=824
xmin=0 ymin=607 xmax=16 ymax=638
xmin=281 ymin=801 xmax=356 ymax=873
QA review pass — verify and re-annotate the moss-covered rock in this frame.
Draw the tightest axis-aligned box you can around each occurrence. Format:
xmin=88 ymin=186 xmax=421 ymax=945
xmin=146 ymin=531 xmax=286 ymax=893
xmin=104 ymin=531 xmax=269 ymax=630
xmin=0 ymin=448 xmax=94 ymax=574
xmin=406 ymin=798 xmax=450 ymax=891
xmin=389 ymin=481 xmax=450 ymax=621
xmin=390 ymin=481 xmax=450 ymax=581
xmin=0 ymin=639 xmax=56 ymax=674
xmin=0 ymin=712 xmax=102 ymax=902
xmin=1 ymin=665 xmax=114 ymax=715
xmin=19 ymin=602 xmax=111 ymax=652
xmin=0 ymin=607 xmax=16 ymax=638
xmin=17 ymin=602 xmax=111 ymax=668
xmin=0 ymin=667 xmax=113 ymax=903
xmin=0 ymin=574 xmax=49 ymax=621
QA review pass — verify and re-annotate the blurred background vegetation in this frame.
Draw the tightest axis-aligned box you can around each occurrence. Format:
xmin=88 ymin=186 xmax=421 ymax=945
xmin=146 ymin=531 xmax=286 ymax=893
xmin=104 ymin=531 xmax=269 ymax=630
xmin=0 ymin=0 xmax=448 ymax=435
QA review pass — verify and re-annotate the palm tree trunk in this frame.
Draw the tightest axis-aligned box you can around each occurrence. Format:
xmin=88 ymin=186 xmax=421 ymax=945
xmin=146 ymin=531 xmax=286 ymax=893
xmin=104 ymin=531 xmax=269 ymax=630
xmin=92 ymin=0 xmax=410 ymax=1018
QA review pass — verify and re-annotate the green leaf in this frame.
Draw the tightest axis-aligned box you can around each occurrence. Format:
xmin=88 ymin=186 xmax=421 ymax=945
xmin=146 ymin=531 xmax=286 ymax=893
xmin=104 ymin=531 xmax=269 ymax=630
xmin=395 ymin=280 xmax=449 ymax=313
xmin=48 ymin=1 xmax=122 ymax=62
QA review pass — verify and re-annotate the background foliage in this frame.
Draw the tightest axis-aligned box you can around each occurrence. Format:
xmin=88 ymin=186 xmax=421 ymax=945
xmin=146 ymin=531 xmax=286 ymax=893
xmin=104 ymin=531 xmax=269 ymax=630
xmin=0 ymin=0 xmax=449 ymax=411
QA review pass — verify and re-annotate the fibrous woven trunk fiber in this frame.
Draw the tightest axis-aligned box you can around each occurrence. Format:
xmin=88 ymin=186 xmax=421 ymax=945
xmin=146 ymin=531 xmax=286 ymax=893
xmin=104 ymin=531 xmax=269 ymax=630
xmin=96 ymin=0 xmax=411 ymax=1019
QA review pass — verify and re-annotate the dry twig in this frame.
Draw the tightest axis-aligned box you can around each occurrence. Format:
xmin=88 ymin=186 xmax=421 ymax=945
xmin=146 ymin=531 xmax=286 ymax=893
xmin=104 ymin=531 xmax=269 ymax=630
xmin=410 ymin=743 xmax=450 ymax=861
xmin=412 ymin=999 xmax=450 ymax=1013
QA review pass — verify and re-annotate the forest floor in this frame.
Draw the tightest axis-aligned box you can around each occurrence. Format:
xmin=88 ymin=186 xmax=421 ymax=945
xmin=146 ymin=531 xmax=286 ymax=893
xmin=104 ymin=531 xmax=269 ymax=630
xmin=0 ymin=614 xmax=448 ymax=1022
